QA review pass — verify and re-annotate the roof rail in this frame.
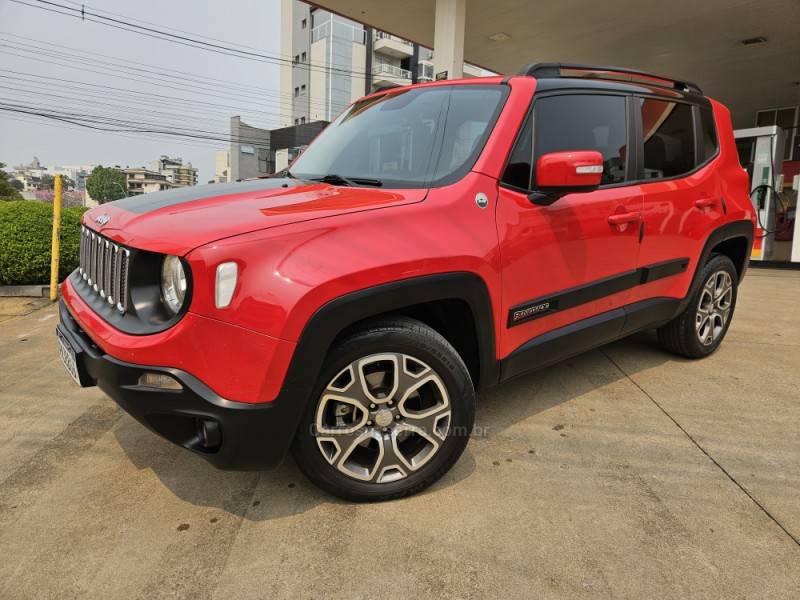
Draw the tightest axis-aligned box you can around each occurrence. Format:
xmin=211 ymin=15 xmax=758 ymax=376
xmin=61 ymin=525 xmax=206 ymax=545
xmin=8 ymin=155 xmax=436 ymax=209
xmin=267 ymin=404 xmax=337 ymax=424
xmin=517 ymin=62 xmax=702 ymax=95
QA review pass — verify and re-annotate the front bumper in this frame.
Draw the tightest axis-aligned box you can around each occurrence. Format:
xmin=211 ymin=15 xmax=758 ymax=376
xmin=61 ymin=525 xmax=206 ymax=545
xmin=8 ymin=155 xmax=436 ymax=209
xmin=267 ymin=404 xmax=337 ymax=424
xmin=57 ymin=299 xmax=300 ymax=469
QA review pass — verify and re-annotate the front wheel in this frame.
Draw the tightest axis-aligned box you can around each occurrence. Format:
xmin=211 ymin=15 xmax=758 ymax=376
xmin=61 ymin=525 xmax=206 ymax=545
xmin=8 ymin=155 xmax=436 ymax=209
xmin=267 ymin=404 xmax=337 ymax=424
xmin=657 ymin=254 xmax=738 ymax=358
xmin=292 ymin=317 xmax=475 ymax=502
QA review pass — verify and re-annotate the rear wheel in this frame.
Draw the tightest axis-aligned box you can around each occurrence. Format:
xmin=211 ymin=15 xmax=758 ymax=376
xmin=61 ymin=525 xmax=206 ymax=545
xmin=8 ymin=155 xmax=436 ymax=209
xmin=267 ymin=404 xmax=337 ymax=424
xmin=292 ymin=317 xmax=475 ymax=502
xmin=657 ymin=254 xmax=738 ymax=358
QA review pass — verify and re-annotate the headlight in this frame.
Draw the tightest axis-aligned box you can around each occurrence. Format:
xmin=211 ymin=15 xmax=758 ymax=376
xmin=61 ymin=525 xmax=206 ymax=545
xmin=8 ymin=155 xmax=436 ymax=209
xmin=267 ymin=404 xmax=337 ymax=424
xmin=161 ymin=255 xmax=187 ymax=315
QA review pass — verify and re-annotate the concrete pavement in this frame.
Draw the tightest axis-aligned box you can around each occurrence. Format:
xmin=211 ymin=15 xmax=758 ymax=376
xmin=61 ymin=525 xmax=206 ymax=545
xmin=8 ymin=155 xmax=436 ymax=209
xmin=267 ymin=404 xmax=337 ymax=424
xmin=0 ymin=269 xmax=798 ymax=599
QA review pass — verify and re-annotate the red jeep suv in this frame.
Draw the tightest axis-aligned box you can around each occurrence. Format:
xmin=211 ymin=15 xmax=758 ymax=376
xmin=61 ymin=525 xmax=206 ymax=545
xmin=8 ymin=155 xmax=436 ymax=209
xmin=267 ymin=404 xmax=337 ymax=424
xmin=57 ymin=64 xmax=754 ymax=501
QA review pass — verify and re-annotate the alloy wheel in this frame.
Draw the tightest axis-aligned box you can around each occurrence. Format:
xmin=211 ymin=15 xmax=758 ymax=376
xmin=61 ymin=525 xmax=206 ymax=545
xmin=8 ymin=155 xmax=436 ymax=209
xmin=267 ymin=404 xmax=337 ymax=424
xmin=696 ymin=270 xmax=733 ymax=346
xmin=314 ymin=353 xmax=452 ymax=484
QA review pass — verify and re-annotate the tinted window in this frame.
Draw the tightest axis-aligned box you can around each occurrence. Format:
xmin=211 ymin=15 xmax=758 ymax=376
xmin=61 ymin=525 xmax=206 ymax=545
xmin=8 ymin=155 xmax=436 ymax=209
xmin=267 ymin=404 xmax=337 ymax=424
xmin=289 ymin=86 xmax=506 ymax=188
xmin=699 ymin=107 xmax=718 ymax=162
xmin=501 ymin=114 xmax=532 ymax=190
xmin=533 ymin=94 xmax=628 ymax=185
xmin=640 ymin=99 xmax=695 ymax=179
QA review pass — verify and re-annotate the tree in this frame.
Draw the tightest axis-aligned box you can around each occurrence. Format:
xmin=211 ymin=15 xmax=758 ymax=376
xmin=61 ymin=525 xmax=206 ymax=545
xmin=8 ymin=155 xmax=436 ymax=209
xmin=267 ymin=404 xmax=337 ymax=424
xmin=40 ymin=174 xmax=75 ymax=190
xmin=0 ymin=162 xmax=23 ymax=200
xmin=39 ymin=174 xmax=54 ymax=189
xmin=86 ymin=166 xmax=127 ymax=203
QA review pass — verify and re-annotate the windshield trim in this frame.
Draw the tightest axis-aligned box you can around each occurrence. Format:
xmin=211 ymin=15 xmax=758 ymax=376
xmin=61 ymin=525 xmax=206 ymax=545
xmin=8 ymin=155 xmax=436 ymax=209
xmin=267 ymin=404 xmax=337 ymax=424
xmin=289 ymin=84 xmax=510 ymax=190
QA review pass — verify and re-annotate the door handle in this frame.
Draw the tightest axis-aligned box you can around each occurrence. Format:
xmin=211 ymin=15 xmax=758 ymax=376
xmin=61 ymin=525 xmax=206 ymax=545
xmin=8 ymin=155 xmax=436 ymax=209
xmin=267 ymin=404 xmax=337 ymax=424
xmin=608 ymin=212 xmax=641 ymax=227
xmin=694 ymin=197 xmax=717 ymax=210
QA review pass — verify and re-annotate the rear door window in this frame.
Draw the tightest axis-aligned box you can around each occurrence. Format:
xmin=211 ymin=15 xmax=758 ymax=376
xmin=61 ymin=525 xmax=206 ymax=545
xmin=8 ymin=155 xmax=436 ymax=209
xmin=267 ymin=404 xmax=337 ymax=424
xmin=639 ymin=99 xmax=695 ymax=179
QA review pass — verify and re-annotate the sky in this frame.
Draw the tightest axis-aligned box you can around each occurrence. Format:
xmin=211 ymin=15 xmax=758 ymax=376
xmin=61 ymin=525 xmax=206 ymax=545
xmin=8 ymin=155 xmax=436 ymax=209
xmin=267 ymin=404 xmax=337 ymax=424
xmin=0 ymin=0 xmax=282 ymax=182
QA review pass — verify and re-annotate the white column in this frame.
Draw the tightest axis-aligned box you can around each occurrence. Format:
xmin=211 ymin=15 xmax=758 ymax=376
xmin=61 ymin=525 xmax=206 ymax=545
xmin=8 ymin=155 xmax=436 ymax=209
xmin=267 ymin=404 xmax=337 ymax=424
xmin=433 ymin=0 xmax=465 ymax=80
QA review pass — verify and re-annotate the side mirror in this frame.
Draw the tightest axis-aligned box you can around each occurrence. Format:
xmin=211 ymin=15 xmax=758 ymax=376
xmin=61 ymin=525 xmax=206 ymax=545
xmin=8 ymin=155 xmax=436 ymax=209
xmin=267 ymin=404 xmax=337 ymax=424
xmin=528 ymin=150 xmax=604 ymax=206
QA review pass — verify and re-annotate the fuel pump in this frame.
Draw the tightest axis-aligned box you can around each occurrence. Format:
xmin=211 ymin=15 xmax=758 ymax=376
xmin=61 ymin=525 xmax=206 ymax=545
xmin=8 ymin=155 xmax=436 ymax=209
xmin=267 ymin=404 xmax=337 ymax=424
xmin=734 ymin=126 xmax=785 ymax=261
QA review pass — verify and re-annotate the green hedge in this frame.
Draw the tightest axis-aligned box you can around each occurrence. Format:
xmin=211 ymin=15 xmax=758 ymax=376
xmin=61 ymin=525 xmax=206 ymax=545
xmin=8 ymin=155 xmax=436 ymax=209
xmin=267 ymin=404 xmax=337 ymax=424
xmin=0 ymin=201 xmax=88 ymax=285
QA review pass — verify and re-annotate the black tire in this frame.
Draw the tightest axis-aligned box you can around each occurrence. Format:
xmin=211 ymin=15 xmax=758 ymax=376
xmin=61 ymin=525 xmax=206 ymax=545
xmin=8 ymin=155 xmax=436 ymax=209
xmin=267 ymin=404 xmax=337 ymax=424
xmin=291 ymin=316 xmax=475 ymax=502
xmin=657 ymin=254 xmax=739 ymax=358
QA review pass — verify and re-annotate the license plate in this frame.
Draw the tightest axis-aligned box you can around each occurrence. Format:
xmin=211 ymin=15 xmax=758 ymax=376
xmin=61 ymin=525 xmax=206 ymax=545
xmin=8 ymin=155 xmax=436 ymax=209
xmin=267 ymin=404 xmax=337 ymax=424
xmin=57 ymin=330 xmax=81 ymax=386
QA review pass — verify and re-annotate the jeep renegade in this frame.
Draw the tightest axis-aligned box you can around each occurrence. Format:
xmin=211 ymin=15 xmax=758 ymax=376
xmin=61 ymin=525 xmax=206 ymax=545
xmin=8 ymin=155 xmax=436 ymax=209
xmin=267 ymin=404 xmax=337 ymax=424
xmin=57 ymin=63 xmax=755 ymax=501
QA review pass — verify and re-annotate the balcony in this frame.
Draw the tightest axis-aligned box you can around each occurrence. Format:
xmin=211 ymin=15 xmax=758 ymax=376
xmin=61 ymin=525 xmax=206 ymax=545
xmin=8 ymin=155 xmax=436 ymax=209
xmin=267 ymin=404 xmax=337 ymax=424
xmin=372 ymin=63 xmax=411 ymax=88
xmin=373 ymin=31 xmax=413 ymax=58
xmin=311 ymin=20 xmax=366 ymax=44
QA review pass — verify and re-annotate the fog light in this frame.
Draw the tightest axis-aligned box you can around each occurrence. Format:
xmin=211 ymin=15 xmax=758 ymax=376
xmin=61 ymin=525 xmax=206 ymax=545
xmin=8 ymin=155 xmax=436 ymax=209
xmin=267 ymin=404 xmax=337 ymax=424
xmin=138 ymin=372 xmax=183 ymax=390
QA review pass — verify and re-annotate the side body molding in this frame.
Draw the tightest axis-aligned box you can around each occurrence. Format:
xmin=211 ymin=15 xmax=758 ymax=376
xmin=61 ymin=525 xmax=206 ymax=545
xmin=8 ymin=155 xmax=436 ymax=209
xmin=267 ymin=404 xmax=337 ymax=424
xmin=500 ymin=220 xmax=754 ymax=382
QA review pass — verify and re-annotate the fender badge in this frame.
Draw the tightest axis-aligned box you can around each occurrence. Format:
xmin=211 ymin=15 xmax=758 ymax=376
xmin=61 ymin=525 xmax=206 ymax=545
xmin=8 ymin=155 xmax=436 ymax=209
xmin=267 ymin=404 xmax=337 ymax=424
xmin=475 ymin=192 xmax=489 ymax=209
xmin=95 ymin=214 xmax=110 ymax=226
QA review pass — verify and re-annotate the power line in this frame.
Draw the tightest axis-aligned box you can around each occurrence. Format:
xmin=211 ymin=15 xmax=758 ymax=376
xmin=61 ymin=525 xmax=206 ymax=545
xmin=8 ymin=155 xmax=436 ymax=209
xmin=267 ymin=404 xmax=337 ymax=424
xmin=0 ymin=77 xmax=273 ymax=125
xmin=0 ymin=49 xmax=298 ymax=119
xmin=0 ymin=94 xmax=275 ymax=146
xmin=0 ymin=33 xmax=333 ymax=111
xmin=8 ymin=0 xmax=369 ymax=80
xmin=0 ymin=101 xmax=275 ymax=146
xmin=1 ymin=112 xmax=232 ymax=152
xmin=0 ymin=69 xmax=286 ymax=123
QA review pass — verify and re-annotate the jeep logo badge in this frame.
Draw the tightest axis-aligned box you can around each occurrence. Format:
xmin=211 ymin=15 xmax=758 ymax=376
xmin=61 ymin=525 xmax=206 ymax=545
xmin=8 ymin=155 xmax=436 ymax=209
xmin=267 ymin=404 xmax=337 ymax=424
xmin=95 ymin=214 xmax=110 ymax=226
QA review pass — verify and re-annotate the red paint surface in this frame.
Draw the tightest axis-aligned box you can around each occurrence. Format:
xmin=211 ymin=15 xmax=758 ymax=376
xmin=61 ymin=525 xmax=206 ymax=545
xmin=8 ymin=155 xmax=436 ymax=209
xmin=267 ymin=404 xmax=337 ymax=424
xmin=64 ymin=77 xmax=754 ymax=403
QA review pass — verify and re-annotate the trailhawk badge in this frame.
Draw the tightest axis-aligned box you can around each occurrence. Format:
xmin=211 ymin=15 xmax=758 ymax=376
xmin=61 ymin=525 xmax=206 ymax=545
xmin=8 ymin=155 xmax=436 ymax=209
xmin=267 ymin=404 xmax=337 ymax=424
xmin=94 ymin=214 xmax=111 ymax=226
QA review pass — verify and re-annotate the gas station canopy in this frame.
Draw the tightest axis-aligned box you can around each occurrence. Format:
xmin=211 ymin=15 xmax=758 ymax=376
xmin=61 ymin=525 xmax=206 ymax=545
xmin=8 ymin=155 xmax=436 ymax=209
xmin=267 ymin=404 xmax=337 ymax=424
xmin=310 ymin=0 xmax=800 ymax=126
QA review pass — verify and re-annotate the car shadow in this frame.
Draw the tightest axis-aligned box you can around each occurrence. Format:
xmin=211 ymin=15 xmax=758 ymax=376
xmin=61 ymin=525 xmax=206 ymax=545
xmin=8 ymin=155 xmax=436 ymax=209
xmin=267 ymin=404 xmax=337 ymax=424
xmin=112 ymin=330 xmax=682 ymax=520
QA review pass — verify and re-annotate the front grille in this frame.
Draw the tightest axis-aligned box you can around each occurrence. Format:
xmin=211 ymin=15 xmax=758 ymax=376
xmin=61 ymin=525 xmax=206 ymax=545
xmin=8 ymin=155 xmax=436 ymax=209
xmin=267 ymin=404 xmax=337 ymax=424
xmin=78 ymin=226 xmax=130 ymax=313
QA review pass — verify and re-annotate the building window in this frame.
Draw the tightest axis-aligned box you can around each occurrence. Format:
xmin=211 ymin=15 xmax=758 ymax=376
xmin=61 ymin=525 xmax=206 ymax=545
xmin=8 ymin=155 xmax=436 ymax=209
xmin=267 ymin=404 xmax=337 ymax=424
xmin=301 ymin=18 xmax=307 ymax=29
xmin=300 ymin=84 xmax=306 ymax=95
xmin=301 ymin=117 xmax=306 ymax=124
xmin=301 ymin=51 xmax=307 ymax=62
xmin=294 ymin=55 xmax=299 ymax=64
xmin=294 ymin=118 xmax=299 ymax=125
xmin=294 ymin=86 xmax=299 ymax=97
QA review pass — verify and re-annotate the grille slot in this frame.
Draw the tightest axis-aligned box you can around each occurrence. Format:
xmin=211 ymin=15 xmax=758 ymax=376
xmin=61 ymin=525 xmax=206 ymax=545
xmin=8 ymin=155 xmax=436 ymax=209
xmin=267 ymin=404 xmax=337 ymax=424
xmin=79 ymin=226 xmax=130 ymax=313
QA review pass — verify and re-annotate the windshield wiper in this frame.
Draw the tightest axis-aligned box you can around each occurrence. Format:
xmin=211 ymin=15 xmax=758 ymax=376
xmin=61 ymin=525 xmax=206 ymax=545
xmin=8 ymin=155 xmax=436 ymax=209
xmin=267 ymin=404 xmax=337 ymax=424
xmin=311 ymin=174 xmax=383 ymax=187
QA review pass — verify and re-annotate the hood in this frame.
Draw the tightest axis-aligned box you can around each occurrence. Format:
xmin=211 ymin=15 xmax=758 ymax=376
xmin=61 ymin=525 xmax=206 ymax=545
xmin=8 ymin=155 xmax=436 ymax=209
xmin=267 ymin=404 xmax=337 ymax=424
xmin=83 ymin=178 xmax=425 ymax=255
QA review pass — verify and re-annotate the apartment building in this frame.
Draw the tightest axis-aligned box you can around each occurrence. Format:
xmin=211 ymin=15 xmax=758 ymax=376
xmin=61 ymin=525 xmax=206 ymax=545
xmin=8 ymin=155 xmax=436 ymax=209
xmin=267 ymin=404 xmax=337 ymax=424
xmin=123 ymin=168 xmax=175 ymax=196
xmin=149 ymin=156 xmax=198 ymax=187
xmin=279 ymin=0 xmax=483 ymax=127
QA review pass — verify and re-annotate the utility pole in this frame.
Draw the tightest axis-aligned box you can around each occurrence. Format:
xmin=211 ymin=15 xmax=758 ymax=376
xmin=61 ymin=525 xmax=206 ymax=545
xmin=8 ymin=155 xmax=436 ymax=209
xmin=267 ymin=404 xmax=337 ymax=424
xmin=49 ymin=174 xmax=62 ymax=302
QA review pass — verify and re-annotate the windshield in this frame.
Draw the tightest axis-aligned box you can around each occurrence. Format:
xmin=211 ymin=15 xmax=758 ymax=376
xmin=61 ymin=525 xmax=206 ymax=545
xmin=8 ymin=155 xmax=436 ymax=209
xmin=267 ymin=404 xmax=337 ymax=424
xmin=289 ymin=85 xmax=507 ymax=188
